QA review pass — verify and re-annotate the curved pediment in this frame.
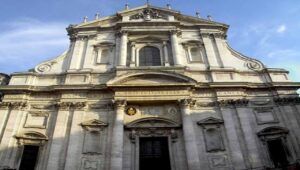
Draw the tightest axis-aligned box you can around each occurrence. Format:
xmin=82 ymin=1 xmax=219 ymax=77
xmin=257 ymin=126 xmax=289 ymax=136
xmin=15 ymin=131 xmax=48 ymax=140
xmin=125 ymin=117 xmax=180 ymax=128
xmin=107 ymin=72 xmax=197 ymax=86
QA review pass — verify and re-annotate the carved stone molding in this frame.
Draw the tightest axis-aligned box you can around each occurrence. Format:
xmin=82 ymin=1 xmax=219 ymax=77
xmin=80 ymin=119 xmax=108 ymax=132
xmin=2 ymin=102 xmax=28 ymax=110
xmin=57 ymin=102 xmax=87 ymax=110
xmin=129 ymin=128 xmax=178 ymax=143
xmin=201 ymin=33 xmax=226 ymax=39
xmin=30 ymin=103 xmax=56 ymax=110
xmin=217 ymin=99 xmax=249 ymax=107
xmin=15 ymin=131 xmax=48 ymax=145
xmin=0 ymin=102 xmax=11 ymax=109
xmin=274 ymin=97 xmax=300 ymax=105
xmin=257 ymin=126 xmax=289 ymax=142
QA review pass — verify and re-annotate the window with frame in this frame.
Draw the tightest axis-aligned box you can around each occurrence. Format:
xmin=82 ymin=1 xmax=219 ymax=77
xmin=139 ymin=46 xmax=161 ymax=66
xmin=190 ymin=47 xmax=203 ymax=62
xmin=96 ymin=48 xmax=110 ymax=64
xmin=19 ymin=145 xmax=40 ymax=170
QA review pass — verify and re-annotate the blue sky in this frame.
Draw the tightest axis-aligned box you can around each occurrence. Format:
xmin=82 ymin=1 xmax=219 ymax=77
xmin=0 ymin=0 xmax=299 ymax=82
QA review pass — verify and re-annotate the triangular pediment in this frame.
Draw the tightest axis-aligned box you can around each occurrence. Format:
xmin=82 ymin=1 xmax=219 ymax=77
xmin=74 ymin=5 xmax=228 ymax=29
xmin=80 ymin=119 xmax=108 ymax=127
xmin=107 ymin=72 xmax=197 ymax=86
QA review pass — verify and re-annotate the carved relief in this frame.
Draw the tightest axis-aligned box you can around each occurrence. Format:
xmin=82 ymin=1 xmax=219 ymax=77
xmin=246 ymin=61 xmax=262 ymax=71
xmin=130 ymin=8 xmax=167 ymax=21
xmin=209 ymin=156 xmax=228 ymax=168
xmin=81 ymin=157 xmax=100 ymax=170
xmin=10 ymin=102 xmax=28 ymax=110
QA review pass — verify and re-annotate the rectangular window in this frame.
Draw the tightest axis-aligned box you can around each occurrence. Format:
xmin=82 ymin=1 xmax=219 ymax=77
xmin=19 ymin=145 xmax=39 ymax=170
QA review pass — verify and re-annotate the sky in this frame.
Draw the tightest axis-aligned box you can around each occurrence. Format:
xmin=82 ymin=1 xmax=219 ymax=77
xmin=0 ymin=0 xmax=299 ymax=83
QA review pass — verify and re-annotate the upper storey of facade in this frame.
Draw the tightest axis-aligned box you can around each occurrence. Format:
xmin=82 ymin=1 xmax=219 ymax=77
xmin=5 ymin=4 xmax=298 ymax=88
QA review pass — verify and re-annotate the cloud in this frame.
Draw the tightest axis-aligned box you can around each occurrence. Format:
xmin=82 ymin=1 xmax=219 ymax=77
xmin=267 ymin=49 xmax=300 ymax=58
xmin=0 ymin=18 xmax=69 ymax=73
xmin=276 ymin=24 xmax=286 ymax=33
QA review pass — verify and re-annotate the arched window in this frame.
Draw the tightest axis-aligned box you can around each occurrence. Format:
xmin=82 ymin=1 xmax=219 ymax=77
xmin=139 ymin=46 xmax=161 ymax=66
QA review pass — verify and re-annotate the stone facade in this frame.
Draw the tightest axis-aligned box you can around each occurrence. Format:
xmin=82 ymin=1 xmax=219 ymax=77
xmin=0 ymin=4 xmax=300 ymax=170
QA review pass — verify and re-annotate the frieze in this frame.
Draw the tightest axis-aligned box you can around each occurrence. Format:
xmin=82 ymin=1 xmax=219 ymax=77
xmin=115 ymin=90 xmax=189 ymax=96
xmin=0 ymin=102 xmax=11 ymax=109
xmin=196 ymin=101 xmax=217 ymax=108
xmin=216 ymin=91 xmax=245 ymax=96
xmin=274 ymin=97 xmax=300 ymax=105
xmin=217 ymin=99 xmax=249 ymax=107
xmin=178 ymin=98 xmax=196 ymax=108
xmin=57 ymin=102 xmax=87 ymax=110
xmin=30 ymin=104 xmax=56 ymax=110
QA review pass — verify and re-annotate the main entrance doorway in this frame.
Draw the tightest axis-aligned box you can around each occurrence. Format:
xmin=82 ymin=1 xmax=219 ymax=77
xmin=139 ymin=137 xmax=171 ymax=170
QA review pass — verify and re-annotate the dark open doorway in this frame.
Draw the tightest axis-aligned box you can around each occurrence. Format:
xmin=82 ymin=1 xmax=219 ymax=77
xmin=19 ymin=145 xmax=39 ymax=170
xmin=139 ymin=137 xmax=171 ymax=170
xmin=267 ymin=139 xmax=289 ymax=168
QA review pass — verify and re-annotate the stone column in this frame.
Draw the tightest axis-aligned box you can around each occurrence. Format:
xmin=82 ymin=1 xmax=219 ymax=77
xmin=118 ymin=31 xmax=128 ymax=66
xmin=179 ymin=99 xmax=200 ymax=170
xmin=130 ymin=42 xmax=136 ymax=67
xmin=163 ymin=41 xmax=170 ymax=66
xmin=110 ymin=100 xmax=126 ymax=170
xmin=170 ymin=30 xmax=181 ymax=65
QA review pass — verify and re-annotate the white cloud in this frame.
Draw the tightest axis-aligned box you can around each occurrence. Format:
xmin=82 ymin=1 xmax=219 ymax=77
xmin=276 ymin=24 xmax=286 ymax=33
xmin=267 ymin=49 xmax=300 ymax=58
xmin=0 ymin=18 xmax=69 ymax=73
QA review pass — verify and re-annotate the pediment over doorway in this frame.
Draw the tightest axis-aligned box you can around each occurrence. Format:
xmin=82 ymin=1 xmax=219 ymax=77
xmin=125 ymin=117 xmax=181 ymax=128
xmin=107 ymin=72 xmax=197 ymax=86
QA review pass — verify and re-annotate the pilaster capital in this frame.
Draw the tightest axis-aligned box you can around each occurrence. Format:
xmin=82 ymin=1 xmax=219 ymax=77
xmin=178 ymin=98 xmax=196 ymax=108
xmin=116 ymin=30 xmax=129 ymax=37
xmin=113 ymin=100 xmax=127 ymax=109
xmin=0 ymin=102 xmax=11 ymax=109
xmin=10 ymin=102 xmax=28 ymax=110
xmin=57 ymin=102 xmax=73 ymax=110
xmin=169 ymin=29 xmax=181 ymax=36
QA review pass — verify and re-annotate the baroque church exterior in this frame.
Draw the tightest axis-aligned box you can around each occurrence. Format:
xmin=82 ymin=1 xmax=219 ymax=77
xmin=0 ymin=4 xmax=300 ymax=170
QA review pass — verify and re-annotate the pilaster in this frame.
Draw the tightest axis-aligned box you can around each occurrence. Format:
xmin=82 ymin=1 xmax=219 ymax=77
xmin=178 ymin=99 xmax=201 ymax=170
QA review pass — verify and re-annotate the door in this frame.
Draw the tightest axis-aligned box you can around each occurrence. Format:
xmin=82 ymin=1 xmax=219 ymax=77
xmin=19 ymin=145 xmax=39 ymax=170
xmin=139 ymin=137 xmax=171 ymax=170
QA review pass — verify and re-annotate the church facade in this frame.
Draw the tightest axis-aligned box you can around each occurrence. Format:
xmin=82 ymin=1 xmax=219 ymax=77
xmin=0 ymin=4 xmax=300 ymax=170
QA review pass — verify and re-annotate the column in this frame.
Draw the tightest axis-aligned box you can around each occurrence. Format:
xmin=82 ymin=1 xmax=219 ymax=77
xmin=130 ymin=42 xmax=136 ymax=67
xmin=118 ymin=31 xmax=128 ymax=66
xmin=170 ymin=30 xmax=181 ymax=65
xmin=179 ymin=99 xmax=200 ymax=170
xmin=163 ymin=41 xmax=170 ymax=66
xmin=110 ymin=100 xmax=126 ymax=170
